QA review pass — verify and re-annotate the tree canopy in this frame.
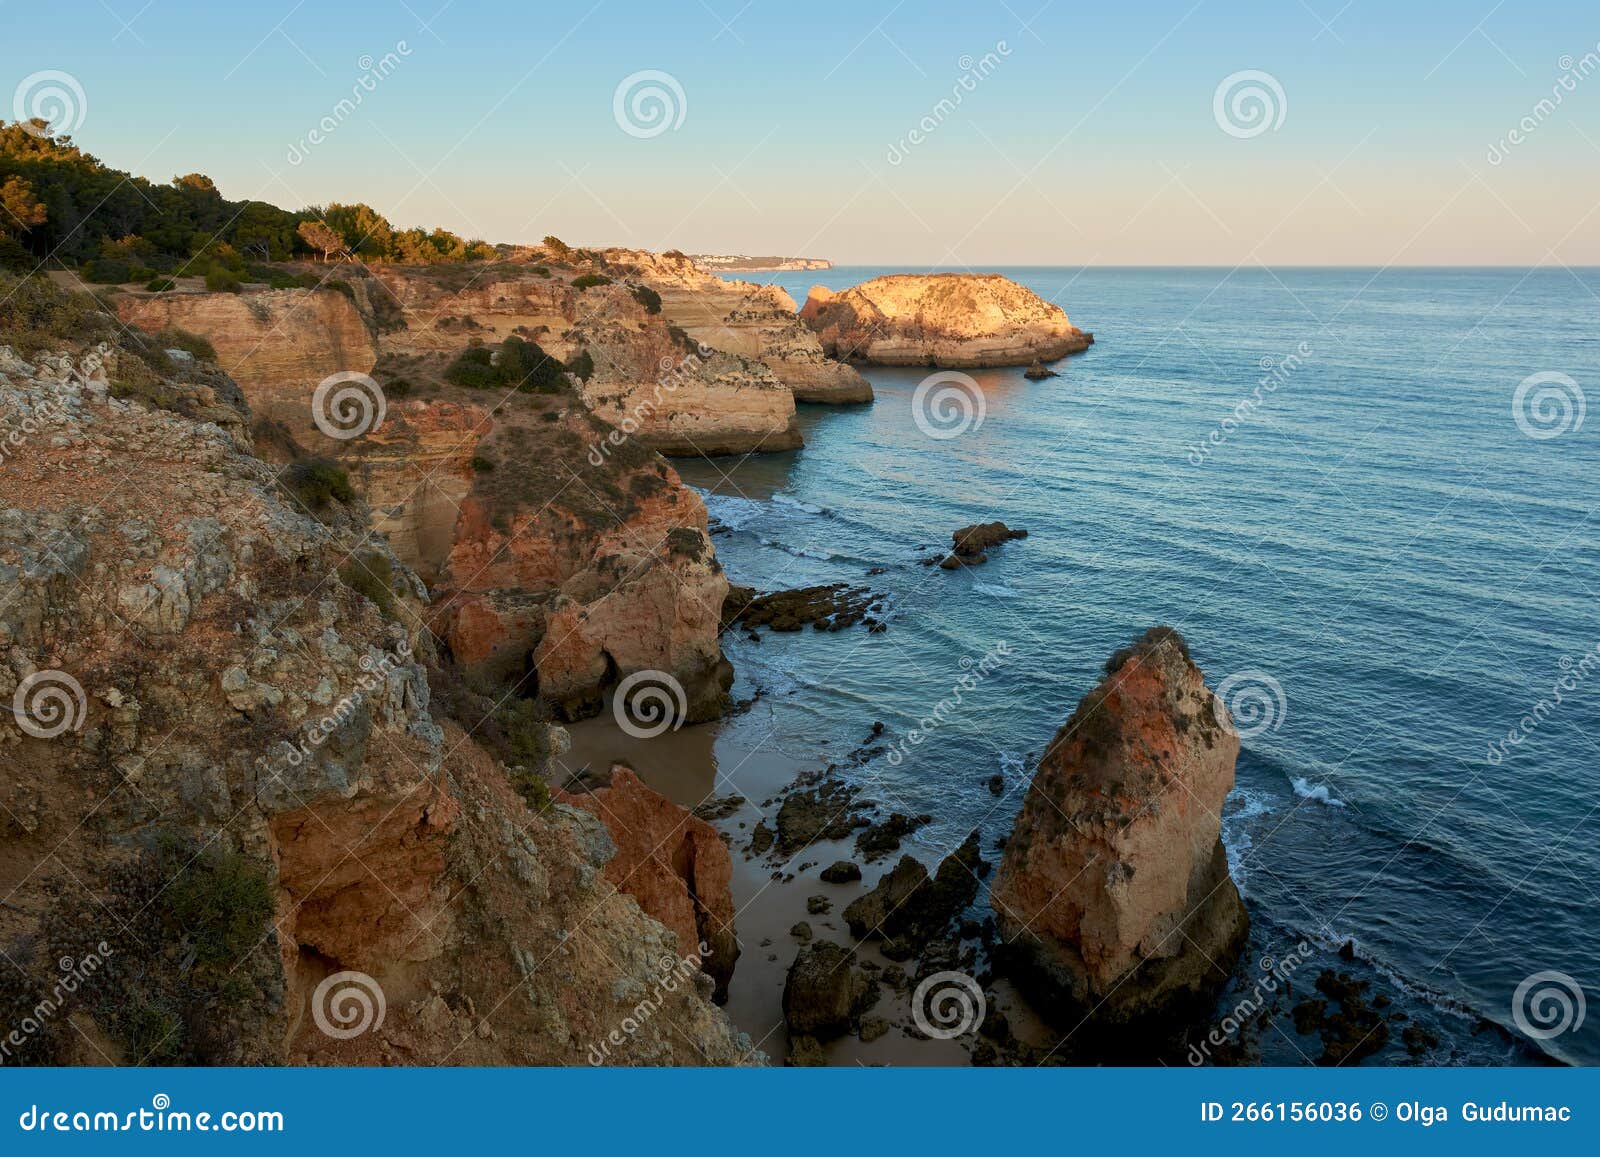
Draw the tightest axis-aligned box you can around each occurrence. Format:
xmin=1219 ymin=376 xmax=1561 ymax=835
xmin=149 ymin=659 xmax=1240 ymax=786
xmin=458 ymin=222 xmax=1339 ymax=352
xmin=0 ymin=119 xmax=496 ymax=271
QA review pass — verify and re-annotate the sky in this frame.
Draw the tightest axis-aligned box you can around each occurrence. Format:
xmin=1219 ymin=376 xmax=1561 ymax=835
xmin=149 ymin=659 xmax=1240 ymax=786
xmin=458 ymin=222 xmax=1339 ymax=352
xmin=5 ymin=0 xmax=1599 ymax=265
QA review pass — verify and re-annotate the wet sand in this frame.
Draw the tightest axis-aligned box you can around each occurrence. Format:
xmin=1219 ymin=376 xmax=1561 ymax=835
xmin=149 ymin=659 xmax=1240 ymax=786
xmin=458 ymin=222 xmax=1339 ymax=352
xmin=556 ymin=696 xmax=984 ymax=1065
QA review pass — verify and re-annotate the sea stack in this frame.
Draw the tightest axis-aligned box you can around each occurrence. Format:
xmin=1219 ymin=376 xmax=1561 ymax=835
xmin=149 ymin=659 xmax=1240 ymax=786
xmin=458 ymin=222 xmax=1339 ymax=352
xmin=798 ymin=273 xmax=1092 ymax=368
xmin=990 ymin=627 xmax=1248 ymax=1033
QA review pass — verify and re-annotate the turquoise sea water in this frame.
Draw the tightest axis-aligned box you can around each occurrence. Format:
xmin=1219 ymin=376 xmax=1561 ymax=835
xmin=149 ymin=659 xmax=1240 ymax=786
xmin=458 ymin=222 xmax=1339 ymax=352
xmin=681 ymin=267 xmax=1599 ymax=1065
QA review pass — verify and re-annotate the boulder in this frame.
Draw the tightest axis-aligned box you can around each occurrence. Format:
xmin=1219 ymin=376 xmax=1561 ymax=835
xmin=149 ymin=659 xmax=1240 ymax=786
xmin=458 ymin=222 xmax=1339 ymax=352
xmin=990 ymin=627 xmax=1248 ymax=1032
xmin=559 ymin=766 xmax=740 ymax=1000
xmin=782 ymin=940 xmax=876 ymax=1039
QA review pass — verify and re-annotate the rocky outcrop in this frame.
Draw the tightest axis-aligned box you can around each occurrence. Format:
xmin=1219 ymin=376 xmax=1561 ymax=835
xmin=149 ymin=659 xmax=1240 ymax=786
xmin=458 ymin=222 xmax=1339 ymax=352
xmin=842 ymin=832 xmax=983 ymax=955
xmin=936 ymin=522 xmax=1027 ymax=569
xmin=782 ymin=940 xmax=876 ymax=1040
xmin=800 ymin=274 xmax=1092 ymax=367
xmin=117 ymin=269 xmax=738 ymax=723
xmin=117 ymin=286 xmax=378 ymax=444
xmin=558 ymin=765 xmax=739 ymax=1000
xmin=0 ymin=333 xmax=754 ymax=1066
xmin=604 ymin=249 xmax=872 ymax=404
xmin=990 ymin=627 xmax=1248 ymax=1033
xmin=565 ymin=283 xmax=802 ymax=456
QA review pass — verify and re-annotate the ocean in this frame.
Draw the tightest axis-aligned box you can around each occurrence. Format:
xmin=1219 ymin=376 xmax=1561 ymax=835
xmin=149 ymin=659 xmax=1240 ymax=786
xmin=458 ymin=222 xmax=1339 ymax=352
xmin=676 ymin=266 xmax=1599 ymax=1065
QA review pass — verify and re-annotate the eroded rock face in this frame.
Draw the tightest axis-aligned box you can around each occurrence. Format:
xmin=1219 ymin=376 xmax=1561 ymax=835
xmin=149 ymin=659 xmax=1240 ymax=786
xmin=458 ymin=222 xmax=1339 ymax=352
xmin=558 ymin=765 xmax=739 ymax=1001
xmin=0 ymin=339 xmax=754 ymax=1067
xmin=990 ymin=627 xmax=1248 ymax=1032
xmin=800 ymin=273 xmax=1092 ymax=367
xmin=117 ymin=287 xmax=378 ymax=441
xmin=603 ymin=248 xmax=873 ymax=404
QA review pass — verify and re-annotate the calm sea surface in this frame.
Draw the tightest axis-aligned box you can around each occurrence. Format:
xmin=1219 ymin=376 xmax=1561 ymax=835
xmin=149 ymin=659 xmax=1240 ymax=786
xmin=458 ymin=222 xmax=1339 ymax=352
xmin=680 ymin=266 xmax=1599 ymax=1065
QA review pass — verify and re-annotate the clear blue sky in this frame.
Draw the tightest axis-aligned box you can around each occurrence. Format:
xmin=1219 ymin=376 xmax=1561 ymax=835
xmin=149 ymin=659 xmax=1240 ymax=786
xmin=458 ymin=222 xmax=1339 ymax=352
xmin=6 ymin=0 xmax=1598 ymax=263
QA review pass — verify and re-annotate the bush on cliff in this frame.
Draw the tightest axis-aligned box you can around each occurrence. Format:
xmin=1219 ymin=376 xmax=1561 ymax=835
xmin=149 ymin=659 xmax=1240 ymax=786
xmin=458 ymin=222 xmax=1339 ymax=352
xmin=338 ymin=550 xmax=398 ymax=617
xmin=41 ymin=833 xmax=277 ymax=1065
xmin=571 ymin=273 xmax=611 ymax=290
xmin=204 ymin=265 xmax=242 ymax=293
xmin=444 ymin=336 xmax=567 ymax=393
xmin=630 ymin=284 xmax=662 ymax=314
xmin=282 ymin=457 xmax=356 ymax=510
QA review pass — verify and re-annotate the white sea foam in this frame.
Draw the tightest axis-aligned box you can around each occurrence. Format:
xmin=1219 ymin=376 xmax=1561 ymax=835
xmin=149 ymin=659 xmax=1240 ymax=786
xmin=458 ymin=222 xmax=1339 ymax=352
xmin=971 ymin=582 xmax=1020 ymax=599
xmin=1291 ymin=776 xmax=1346 ymax=807
xmin=757 ymin=536 xmax=834 ymax=561
xmin=700 ymin=492 xmax=765 ymax=531
xmin=772 ymin=493 xmax=827 ymax=516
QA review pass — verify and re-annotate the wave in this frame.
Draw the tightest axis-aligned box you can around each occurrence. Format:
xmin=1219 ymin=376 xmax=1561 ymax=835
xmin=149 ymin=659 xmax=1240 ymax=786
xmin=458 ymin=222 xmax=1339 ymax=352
xmin=756 ymin=535 xmax=835 ymax=561
xmin=700 ymin=492 xmax=765 ymax=531
xmin=1291 ymin=776 xmax=1346 ymax=807
xmin=1221 ymin=786 xmax=1278 ymax=887
xmin=970 ymin=581 xmax=1021 ymax=599
xmin=772 ymin=493 xmax=829 ymax=516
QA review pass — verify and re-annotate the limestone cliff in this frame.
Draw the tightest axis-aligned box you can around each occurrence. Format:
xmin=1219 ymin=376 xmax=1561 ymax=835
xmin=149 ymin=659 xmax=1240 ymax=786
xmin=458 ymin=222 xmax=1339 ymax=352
xmin=0 ymin=336 xmax=754 ymax=1066
xmin=605 ymin=249 xmax=872 ymax=404
xmin=990 ymin=627 xmax=1247 ymax=1032
xmin=558 ymin=766 xmax=740 ymax=1001
xmin=118 ymin=267 xmax=738 ymax=724
xmin=800 ymin=273 xmax=1092 ymax=368
xmin=117 ymin=285 xmax=378 ymax=441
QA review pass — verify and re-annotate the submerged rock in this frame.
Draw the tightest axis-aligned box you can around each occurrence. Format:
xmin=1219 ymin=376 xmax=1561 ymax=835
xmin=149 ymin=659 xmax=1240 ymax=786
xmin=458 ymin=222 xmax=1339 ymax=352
xmin=990 ymin=626 xmax=1248 ymax=1034
xmin=936 ymin=522 xmax=1027 ymax=569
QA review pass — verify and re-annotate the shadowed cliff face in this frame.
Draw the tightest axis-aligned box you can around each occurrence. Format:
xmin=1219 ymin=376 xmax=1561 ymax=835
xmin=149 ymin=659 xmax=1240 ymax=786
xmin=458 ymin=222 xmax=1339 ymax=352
xmin=558 ymin=765 xmax=740 ymax=1002
xmin=0 ymin=338 xmax=756 ymax=1066
xmin=990 ymin=627 xmax=1248 ymax=1036
xmin=800 ymin=272 xmax=1093 ymax=367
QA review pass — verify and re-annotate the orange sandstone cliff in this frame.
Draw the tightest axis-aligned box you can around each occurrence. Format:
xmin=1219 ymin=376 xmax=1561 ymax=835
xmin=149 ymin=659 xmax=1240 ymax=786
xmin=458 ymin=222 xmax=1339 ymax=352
xmin=990 ymin=627 xmax=1248 ymax=1033
xmin=0 ymin=333 xmax=756 ymax=1065
xmin=800 ymin=272 xmax=1092 ymax=368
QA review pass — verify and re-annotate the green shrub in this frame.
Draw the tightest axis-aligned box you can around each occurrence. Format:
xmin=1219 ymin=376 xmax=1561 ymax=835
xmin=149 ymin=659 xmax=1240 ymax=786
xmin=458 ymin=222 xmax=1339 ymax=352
xmin=471 ymin=455 xmax=495 ymax=473
xmin=204 ymin=266 xmax=242 ymax=293
xmin=338 ymin=551 xmax=397 ymax=617
xmin=443 ymin=346 xmax=499 ymax=388
xmin=83 ymin=257 xmax=134 ymax=284
xmin=155 ymin=327 xmax=216 ymax=362
xmin=282 ymin=457 xmax=355 ymax=509
xmin=566 ymin=349 xmax=595 ymax=381
xmin=630 ymin=284 xmax=662 ymax=314
xmin=144 ymin=277 xmax=176 ymax=292
xmin=570 ymin=273 xmax=611 ymax=290
xmin=40 ymin=832 xmax=277 ymax=1066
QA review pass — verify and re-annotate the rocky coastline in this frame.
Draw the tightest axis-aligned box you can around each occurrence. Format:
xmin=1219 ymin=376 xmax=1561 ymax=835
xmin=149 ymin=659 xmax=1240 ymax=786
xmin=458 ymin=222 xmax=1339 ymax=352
xmin=799 ymin=273 xmax=1093 ymax=368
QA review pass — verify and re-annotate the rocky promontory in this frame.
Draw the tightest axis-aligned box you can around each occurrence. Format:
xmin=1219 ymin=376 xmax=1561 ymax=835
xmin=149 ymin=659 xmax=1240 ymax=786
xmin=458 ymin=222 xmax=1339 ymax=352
xmin=990 ymin=627 xmax=1248 ymax=1035
xmin=0 ymin=295 xmax=754 ymax=1066
xmin=799 ymin=273 xmax=1092 ymax=368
